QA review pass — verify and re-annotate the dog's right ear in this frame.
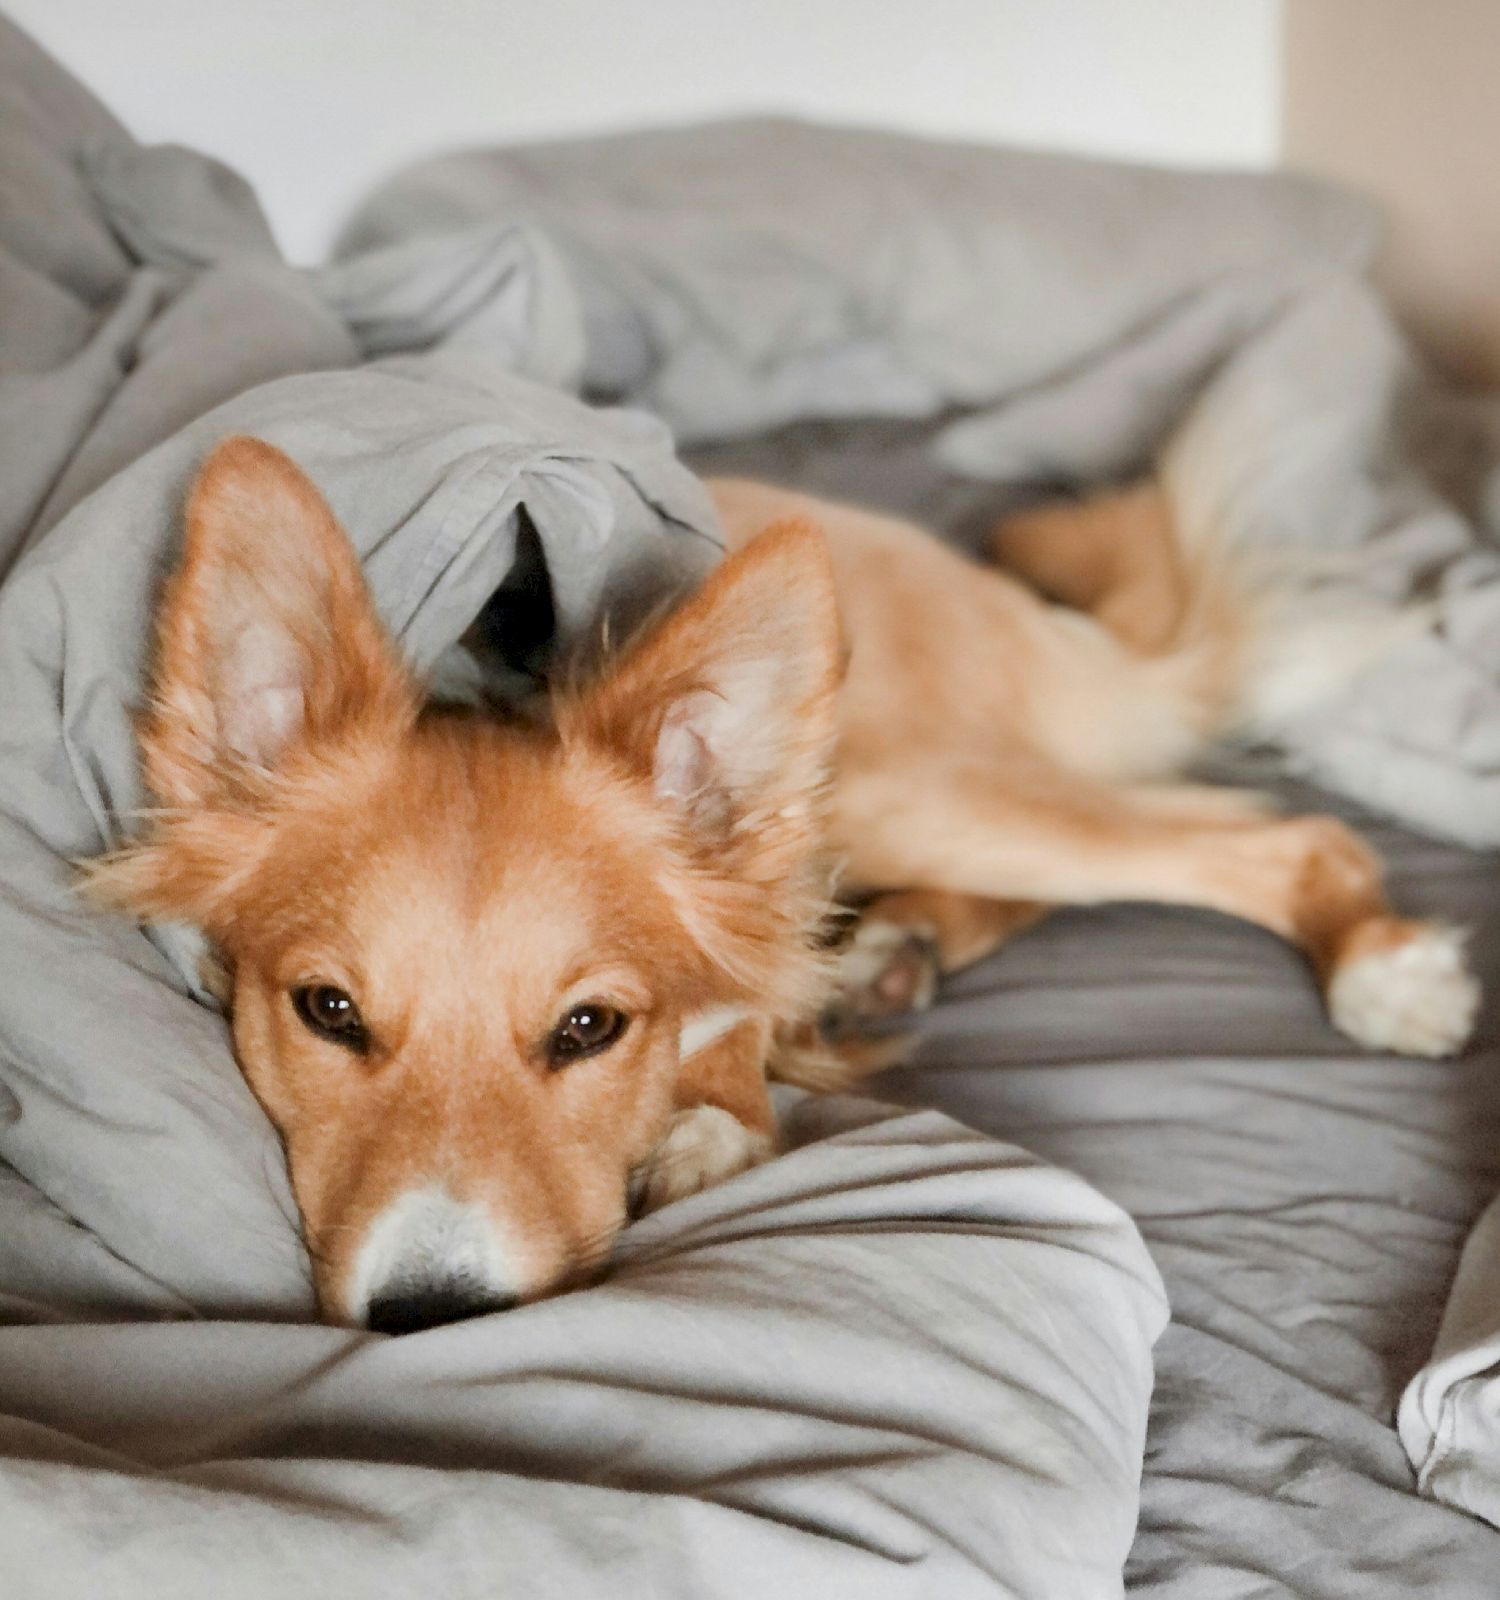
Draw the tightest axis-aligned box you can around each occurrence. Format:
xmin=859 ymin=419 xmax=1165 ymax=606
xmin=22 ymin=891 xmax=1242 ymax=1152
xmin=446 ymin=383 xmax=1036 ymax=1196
xmin=569 ymin=516 xmax=843 ymax=855
xmin=141 ymin=437 xmax=415 ymax=808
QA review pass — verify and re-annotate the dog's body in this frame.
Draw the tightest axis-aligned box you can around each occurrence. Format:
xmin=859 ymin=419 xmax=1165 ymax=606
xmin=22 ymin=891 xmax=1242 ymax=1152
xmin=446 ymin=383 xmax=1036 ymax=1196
xmin=91 ymin=440 xmax=1479 ymax=1331
xmin=710 ymin=475 xmax=1479 ymax=1064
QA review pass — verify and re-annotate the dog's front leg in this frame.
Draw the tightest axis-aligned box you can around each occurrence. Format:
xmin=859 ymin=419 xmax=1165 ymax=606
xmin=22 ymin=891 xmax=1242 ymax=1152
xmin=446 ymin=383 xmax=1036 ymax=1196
xmin=634 ymin=1015 xmax=777 ymax=1214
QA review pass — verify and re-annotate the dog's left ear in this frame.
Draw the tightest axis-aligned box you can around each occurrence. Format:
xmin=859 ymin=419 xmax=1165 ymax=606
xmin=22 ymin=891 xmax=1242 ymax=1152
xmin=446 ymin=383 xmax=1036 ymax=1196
xmin=141 ymin=436 xmax=414 ymax=808
xmin=86 ymin=438 xmax=416 ymax=928
xmin=571 ymin=517 xmax=843 ymax=850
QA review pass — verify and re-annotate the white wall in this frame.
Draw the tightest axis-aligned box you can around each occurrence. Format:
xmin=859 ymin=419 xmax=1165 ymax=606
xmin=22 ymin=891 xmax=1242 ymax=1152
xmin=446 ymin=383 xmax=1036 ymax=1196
xmin=9 ymin=0 xmax=1283 ymax=263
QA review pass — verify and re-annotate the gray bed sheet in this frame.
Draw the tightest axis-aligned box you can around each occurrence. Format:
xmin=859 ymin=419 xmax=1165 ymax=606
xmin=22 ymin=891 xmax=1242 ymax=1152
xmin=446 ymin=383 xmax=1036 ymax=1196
xmin=689 ymin=418 xmax=1500 ymax=1597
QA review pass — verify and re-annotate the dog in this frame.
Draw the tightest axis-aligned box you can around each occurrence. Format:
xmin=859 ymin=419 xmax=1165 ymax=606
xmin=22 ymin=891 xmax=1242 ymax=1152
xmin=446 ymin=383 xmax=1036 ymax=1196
xmin=87 ymin=437 xmax=843 ymax=1332
xmin=709 ymin=476 xmax=1480 ymax=1063
xmin=88 ymin=438 xmax=1479 ymax=1332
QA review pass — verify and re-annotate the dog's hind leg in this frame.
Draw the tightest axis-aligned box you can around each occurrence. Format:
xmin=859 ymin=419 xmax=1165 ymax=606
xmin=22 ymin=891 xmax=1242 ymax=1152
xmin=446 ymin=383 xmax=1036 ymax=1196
xmin=834 ymin=760 xmax=1480 ymax=1058
xmin=822 ymin=781 xmax=1264 ymax=1034
xmin=989 ymin=483 xmax=1189 ymax=655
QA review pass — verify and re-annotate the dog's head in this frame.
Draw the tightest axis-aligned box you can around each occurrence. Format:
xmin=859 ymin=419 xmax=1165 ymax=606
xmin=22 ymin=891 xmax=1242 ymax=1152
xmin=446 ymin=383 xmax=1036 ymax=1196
xmin=87 ymin=437 xmax=841 ymax=1329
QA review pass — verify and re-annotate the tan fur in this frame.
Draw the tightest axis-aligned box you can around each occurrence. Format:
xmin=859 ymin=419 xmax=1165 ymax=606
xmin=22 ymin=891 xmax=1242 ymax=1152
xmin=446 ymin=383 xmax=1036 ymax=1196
xmin=708 ymin=476 xmax=1470 ymax=1056
xmin=87 ymin=440 xmax=1473 ymax=1327
xmin=989 ymin=482 xmax=1190 ymax=655
xmin=855 ymin=890 xmax=1049 ymax=972
xmin=87 ymin=438 xmax=841 ymax=1323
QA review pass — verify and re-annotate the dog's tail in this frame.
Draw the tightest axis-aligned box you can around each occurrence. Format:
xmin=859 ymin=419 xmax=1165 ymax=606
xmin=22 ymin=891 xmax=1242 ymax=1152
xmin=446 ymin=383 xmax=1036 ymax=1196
xmin=990 ymin=472 xmax=1416 ymax=749
xmin=1167 ymin=411 xmax=1441 ymax=740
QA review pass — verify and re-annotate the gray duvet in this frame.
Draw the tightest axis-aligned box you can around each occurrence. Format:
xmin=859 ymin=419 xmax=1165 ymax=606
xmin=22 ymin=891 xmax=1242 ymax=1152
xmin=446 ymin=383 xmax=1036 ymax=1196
xmin=3 ymin=13 xmax=1500 ymax=1598
xmin=343 ymin=119 xmax=1500 ymax=850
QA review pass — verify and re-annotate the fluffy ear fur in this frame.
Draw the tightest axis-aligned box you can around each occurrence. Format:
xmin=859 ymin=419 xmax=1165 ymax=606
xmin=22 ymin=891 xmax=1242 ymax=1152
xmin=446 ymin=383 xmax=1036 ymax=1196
xmin=572 ymin=516 xmax=843 ymax=855
xmin=87 ymin=436 xmax=415 ymax=929
xmin=563 ymin=517 xmax=844 ymax=1012
xmin=81 ymin=808 xmax=271 ymax=932
xmin=141 ymin=435 xmax=414 ymax=809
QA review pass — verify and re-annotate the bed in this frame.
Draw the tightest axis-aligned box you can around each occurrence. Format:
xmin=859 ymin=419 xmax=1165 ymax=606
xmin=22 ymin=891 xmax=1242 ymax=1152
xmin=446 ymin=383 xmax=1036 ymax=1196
xmin=694 ymin=416 xmax=1500 ymax=1595
xmin=3 ymin=13 xmax=1499 ymax=1596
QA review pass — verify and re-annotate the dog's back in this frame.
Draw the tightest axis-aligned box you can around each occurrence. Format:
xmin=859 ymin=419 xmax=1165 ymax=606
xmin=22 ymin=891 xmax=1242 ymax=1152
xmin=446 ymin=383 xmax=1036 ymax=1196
xmin=708 ymin=476 xmax=1248 ymax=789
xmin=709 ymin=474 xmax=1479 ymax=1064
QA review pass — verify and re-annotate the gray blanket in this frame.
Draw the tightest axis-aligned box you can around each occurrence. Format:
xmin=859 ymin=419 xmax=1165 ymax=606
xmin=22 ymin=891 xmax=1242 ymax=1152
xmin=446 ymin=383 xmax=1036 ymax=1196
xmin=699 ymin=417 xmax=1500 ymax=1597
xmin=5 ymin=13 xmax=1500 ymax=1597
xmin=343 ymin=120 xmax=1500 ymax=848
xmin=0 ymin=18 xmax=1166 ymax=1599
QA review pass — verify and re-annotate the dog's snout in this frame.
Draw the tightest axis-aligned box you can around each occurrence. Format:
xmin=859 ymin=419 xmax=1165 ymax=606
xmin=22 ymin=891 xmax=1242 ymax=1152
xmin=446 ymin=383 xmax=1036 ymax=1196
xmin=346 ymin=1186 xmax=523 ymax=1329
xmin=366 ymin=1280 xmax=518 ymax=1335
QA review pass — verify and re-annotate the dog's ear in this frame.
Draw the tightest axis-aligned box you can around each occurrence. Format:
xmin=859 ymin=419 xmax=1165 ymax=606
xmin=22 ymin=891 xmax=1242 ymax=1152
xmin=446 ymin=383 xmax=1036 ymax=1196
xmin=572 ymin=517 xmax=843 ymax=852
xmin=141 ymin=436 xmax=414 ymax=807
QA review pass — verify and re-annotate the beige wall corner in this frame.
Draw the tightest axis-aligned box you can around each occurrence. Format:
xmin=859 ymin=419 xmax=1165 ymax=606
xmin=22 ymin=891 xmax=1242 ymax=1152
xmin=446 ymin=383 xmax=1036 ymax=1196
xmin=1284 ymin=0 xmax=1500 ymax=387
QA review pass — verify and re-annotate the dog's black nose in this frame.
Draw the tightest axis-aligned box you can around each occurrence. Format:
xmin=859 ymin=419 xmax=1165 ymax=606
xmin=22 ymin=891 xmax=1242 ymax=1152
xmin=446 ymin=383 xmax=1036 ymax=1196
xmin=366 ymin=1281 xmax=518 ymax=1335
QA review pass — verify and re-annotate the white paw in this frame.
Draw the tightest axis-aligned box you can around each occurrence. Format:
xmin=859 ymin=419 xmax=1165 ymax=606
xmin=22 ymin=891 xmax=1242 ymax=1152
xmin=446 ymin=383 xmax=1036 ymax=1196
xmin=1327 ymin=923 xmax=1480 ymax=1059
xmin=634 ymin=1107 xmax=773 ymax=1215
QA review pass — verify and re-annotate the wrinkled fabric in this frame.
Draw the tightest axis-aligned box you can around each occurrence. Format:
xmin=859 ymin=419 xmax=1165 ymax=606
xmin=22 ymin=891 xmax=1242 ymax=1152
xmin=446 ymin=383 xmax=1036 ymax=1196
xmin=1399 ymin=1187 xmax=1500 ymax=1532
xmin=0 ymin=18 xmax=1167 ymax=1599
xmin=344 ymin=119 xmax=1500 ymax=846
xmin=336 ymin=119 xmax=1376 ymax=449
xmin=0 ymin=1094 xmax=1168 ymax=1600
xmin=704 ymin=418 xmax=1500 ymax=1599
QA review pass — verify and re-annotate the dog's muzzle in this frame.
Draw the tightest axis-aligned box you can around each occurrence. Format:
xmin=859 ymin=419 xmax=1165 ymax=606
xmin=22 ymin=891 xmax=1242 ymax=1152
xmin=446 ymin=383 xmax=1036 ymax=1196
xmin=348 ymin=1186 xmax=522 ymax=1333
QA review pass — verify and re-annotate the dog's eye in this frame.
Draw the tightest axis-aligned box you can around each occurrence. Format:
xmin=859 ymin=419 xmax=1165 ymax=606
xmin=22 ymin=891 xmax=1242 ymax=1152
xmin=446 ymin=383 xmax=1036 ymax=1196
xmin=546 ymin=1001 xmax=627 ymax=1067
xmin=292 ymin=985 xmax=369 ymax=1052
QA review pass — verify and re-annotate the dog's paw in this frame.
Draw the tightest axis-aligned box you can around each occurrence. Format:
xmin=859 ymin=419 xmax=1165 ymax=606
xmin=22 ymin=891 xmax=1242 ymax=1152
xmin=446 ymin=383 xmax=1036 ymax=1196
xmin=1327 ymin=920 xmax=1480 ymax=1059
xmin=822 ymin=918 xmax=940 ymax=1038
xmin=632 ymin=1107 xmax=774 ymax=1216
